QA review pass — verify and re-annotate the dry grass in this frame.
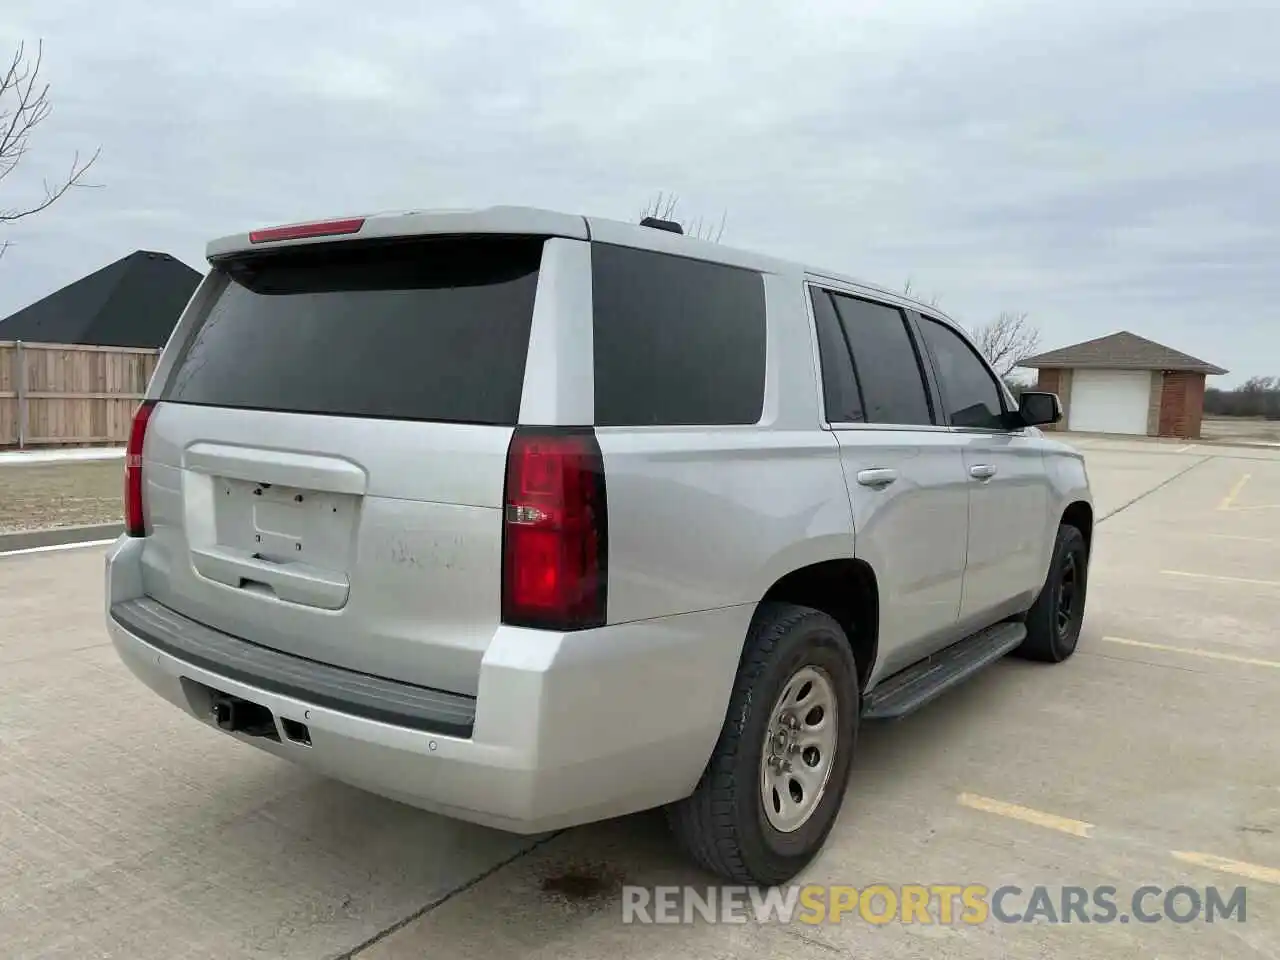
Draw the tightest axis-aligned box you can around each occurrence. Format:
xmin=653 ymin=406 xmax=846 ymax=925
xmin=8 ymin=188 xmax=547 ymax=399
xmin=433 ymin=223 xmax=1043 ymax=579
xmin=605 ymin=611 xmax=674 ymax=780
xmin=0 ymin=461 xmax=124 ymax=532
xmin=1201 ymin=417 xmax=1280 ymax=445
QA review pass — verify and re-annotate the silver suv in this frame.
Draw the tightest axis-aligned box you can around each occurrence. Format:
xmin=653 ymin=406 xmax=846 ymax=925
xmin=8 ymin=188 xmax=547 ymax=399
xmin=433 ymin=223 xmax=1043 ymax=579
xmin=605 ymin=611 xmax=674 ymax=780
xmin=105 ymin=206 xmax=1092 ymax=885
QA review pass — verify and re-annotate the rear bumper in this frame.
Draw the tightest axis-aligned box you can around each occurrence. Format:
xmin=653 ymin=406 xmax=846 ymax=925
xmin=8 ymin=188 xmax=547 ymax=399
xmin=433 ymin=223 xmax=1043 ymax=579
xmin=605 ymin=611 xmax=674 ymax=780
xmin=111 ymin=597 xmax=478 ymax=738
xmin=104 ymin=536 xmax=750 ymax=834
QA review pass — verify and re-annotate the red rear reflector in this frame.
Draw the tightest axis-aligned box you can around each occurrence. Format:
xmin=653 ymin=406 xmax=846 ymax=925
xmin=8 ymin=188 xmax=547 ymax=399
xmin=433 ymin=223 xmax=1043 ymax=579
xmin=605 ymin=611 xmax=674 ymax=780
xmin=501 ymin=428 xmax=608 ymax=631
xmin=124 ymin=400 xmax=157 ymax=537
xmin=248 ymin=218 xmax=365 ymax=244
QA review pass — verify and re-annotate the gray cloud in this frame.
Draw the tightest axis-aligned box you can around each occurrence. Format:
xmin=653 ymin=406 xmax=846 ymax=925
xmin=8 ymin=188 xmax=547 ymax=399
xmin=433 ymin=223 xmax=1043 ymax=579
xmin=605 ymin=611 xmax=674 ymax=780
xmin=3 ymin=0 xmax=1277 ymax=382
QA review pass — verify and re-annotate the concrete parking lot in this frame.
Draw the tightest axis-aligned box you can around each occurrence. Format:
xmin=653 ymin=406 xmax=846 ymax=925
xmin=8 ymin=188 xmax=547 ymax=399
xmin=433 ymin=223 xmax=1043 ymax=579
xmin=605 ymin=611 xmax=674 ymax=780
xmin=2 ymin=435 xmax=1278 ymax=959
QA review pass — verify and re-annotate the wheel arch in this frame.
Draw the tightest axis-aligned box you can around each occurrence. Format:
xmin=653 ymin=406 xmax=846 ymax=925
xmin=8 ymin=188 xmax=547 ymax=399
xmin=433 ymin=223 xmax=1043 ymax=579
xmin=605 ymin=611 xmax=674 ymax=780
xmin=1062 ymin=500 xmax=1094 ymax=555
xmin=756 ymin=558 xmax=879 ymax=690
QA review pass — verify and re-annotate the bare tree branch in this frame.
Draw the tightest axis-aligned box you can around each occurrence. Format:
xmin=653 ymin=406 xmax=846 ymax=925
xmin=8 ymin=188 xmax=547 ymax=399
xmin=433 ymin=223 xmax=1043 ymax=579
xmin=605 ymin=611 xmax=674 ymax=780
xmin=1 ymin=39 xmax=101 ymax=232
xmin=971 ymin=311 xmax=1042 ymax=378
xmin=1239 ymin=375 xmax=1279 ymax=394
xmin=902 ymin=276 xmax=941 ymax=308
xmin=640 ymin=191 xmax=726 ymax=242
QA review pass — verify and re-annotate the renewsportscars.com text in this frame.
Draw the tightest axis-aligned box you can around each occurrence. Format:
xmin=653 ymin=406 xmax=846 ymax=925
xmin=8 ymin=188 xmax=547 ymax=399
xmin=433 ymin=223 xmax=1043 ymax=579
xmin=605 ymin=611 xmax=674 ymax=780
xmin=621 ymin=884 xmax=1248 ymax=925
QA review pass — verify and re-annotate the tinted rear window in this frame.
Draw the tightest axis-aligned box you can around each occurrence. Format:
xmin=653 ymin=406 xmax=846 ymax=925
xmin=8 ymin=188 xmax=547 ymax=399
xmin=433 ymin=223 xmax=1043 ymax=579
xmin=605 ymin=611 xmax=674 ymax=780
xmin=830 ymin=293 xmax=934 ymax=426
xmin=810 ymin=288 xmax=865 ymax=423
xmin=591 ymin=243 xmax=766 ymax=426
xmin=162 ymin=237 xmax=543 ymax=425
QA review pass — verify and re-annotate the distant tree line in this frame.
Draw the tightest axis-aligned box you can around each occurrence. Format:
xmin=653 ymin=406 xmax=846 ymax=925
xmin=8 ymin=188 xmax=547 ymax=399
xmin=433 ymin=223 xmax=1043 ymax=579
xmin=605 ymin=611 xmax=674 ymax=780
xmin=1204 ymin=377 xmax=1280 ymax=419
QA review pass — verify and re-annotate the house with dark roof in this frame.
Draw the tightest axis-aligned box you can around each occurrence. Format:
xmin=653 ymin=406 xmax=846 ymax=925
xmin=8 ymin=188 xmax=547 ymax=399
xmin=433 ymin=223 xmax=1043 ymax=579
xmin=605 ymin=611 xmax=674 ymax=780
xmin=0 ymin=250 xmax=202 ymax=349
xmin=1021 ymin=331 xmax=1228 ymax=439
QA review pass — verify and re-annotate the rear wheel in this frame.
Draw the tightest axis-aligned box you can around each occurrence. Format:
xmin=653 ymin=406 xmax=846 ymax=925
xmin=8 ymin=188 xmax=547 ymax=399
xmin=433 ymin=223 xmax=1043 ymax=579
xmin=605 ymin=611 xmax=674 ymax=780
xmin=666 ymin=602 xmax=859 ymax=885
xmin=1015 ymin=523 xmax=1088 ymax=663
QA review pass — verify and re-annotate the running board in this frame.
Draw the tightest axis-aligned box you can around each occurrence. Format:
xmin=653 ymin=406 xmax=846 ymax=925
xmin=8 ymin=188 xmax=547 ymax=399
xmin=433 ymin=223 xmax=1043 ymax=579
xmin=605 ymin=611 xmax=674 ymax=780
xmin=861 ymin=622 xmax=1027 ymax=720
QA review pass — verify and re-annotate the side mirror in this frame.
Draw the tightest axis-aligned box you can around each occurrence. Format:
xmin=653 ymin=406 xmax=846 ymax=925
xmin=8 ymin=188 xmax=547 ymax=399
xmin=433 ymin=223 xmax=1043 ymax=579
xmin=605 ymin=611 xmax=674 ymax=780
xmin=1018 ymin=391 xmax=1062 ymax=427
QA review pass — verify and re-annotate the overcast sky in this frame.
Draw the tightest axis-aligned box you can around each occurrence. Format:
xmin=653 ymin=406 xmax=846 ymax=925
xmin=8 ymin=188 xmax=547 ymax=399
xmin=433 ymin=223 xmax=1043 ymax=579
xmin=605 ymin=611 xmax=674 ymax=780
xmin=2 ymin=0 xmax=1277 ymax=384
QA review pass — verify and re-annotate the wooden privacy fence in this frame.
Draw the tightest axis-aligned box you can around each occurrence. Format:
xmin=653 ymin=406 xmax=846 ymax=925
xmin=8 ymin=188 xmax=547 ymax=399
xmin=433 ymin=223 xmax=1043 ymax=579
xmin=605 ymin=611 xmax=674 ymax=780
xmin=0 ymin=341 xmax=161 ymax=448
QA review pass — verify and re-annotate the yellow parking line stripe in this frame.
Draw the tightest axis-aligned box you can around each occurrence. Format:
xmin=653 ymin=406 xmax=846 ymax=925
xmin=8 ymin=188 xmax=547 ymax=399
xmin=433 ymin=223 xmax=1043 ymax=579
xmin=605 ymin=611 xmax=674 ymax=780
xmin=1208 ymin=533 xmax=1276 ymax=544
xmin=1102 ymin=636 xmax=1280 ymax=670
xmin=1161 ymin=570 xmax=1280 ymax=587
xmin=957 ymin=793 xmax=1094 ymax=838
xmin=1172 ymin=852 xmax=1280 ymax=886
xmin=1218 ymin=473 xmax=1251 ymax=511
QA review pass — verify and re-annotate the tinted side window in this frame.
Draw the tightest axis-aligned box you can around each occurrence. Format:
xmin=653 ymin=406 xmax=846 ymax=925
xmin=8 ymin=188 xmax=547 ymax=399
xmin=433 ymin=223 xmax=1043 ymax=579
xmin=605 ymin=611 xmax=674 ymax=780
xmin=592 ymin=244 xmax=766 ymax=426
xmin=810 ymin=288 xmax=864 ymax=423
xmin=830 ymin=294 xmax=933 ymax=425
xmin=918 ymin=317 xmax=1007 ymax=430
xmin=163 ymin=237 xmax=542 ymax=425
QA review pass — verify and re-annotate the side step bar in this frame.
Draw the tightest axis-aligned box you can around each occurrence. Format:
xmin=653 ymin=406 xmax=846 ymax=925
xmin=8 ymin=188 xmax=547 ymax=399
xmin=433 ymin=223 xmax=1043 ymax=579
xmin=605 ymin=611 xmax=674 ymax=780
xmin=862 ymin=621 xmax=1027 ymax=720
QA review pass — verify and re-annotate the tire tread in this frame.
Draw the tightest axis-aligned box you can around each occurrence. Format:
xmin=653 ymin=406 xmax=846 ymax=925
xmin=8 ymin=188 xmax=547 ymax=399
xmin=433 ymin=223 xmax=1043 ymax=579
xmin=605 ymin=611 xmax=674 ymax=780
xmin=667 ymin=602 xmax=844 ymax=884
xmin=1015 ymin=523 xmax=1087 ymax=663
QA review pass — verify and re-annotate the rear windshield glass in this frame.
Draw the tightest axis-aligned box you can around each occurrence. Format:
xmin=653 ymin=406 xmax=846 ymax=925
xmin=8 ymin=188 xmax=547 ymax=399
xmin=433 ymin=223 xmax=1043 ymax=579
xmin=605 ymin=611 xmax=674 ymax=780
xmin=162 ymin=236 xmax=544 ymax=425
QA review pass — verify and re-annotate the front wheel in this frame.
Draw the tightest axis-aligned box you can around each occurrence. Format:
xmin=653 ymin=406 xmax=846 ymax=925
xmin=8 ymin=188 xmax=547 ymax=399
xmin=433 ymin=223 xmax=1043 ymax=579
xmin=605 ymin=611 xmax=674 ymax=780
xmin=1015 ymin=522 xmax=1089 ymax=663
xmin=666 ymin=602 xmax=860 ymax=885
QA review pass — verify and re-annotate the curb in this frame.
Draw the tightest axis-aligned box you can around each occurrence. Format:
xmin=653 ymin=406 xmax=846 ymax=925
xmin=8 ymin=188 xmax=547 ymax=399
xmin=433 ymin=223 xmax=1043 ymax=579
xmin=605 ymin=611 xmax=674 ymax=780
xmin=0 ymin=447 xmax=126 ymax=465
xmin=0 ymin=523 xmax=123 ymax=554
xmin=1201 ymin=440 xmax=1280 ymax=451
xmin=1056 ymin=432 xmax=1280 ymax=451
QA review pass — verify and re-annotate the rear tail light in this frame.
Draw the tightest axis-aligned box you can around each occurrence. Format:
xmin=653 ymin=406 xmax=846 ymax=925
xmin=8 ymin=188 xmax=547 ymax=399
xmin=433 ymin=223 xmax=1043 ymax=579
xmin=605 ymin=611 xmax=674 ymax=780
xmin=124 ymin=400 xmax=156 ymax=537
xmin=501 ymin=427 xmax=608 ymax=630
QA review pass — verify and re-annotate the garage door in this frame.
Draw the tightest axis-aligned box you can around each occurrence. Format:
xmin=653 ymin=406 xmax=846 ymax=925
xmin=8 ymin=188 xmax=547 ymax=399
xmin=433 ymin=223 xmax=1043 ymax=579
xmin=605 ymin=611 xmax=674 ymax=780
xmin=1068 ymin=369 xmax=1152 ymax=435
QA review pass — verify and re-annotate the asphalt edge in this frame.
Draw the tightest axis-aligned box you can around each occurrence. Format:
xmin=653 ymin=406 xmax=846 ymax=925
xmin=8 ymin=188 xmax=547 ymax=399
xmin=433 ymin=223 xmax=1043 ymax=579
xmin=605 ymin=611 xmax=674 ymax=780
xmin=0 ymin=523 xmax=123 ymax=554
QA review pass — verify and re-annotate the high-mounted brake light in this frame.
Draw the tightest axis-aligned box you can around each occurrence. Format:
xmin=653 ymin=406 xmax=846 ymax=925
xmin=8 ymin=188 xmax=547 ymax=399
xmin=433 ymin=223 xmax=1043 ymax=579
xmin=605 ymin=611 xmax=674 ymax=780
xmin=248 ymin=218 xmax=366 ymax=244
xmin=124 ymin=400 xmax=157 ymax=537
xmin=501 ymin=427 xmax=608 ymax=631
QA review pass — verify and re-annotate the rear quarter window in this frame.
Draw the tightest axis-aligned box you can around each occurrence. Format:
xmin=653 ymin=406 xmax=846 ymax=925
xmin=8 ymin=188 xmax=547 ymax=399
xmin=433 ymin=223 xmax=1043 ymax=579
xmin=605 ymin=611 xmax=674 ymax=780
xmin=162 ymin=236 xmax=544 ymax=425
xmin=590 ymin=243 xmax=766 ymax=427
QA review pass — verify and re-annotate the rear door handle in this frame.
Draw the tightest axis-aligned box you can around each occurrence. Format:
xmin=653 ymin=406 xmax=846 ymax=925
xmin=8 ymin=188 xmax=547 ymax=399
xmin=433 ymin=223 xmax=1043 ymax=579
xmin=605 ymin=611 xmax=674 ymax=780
xmin=856 ymin=468 xmax=899 ymax=488
xmin=969 ymin=464 xmax=998 ymax=481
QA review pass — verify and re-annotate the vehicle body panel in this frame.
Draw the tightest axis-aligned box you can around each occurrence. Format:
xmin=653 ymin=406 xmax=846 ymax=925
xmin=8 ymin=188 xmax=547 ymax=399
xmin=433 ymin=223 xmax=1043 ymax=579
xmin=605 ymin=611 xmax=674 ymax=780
xmin=954 ymin=428 xmax=1053 ymax=626
xmin=140 ymin=404 xmax=510 ymax=695
xmin=1042 ymin=438 xmax=1094 ymax=536
xmin=831 ymin=427 xmax=970 ymax=683
xmin=598 ymin=427 xmax=852 ymax=622
xmin=518 ymin=238 xmax=595 ymax=425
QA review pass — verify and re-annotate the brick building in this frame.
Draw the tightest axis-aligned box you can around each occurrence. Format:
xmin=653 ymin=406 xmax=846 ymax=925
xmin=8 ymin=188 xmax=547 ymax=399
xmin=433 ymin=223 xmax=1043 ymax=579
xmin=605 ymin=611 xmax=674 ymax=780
xmin=1021 ymin=332 xmax=1227 ymax=440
